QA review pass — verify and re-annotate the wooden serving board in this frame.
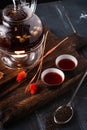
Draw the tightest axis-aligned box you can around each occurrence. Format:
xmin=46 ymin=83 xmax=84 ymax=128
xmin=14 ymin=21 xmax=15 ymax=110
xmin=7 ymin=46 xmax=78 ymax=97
xmin=0 ymin=28 xmax=87 ymax=125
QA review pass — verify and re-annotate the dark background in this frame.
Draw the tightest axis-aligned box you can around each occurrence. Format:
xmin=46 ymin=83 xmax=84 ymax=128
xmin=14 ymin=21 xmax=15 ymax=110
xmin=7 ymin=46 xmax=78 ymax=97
xmin=0 ymin=0 xmax=58 ymax=9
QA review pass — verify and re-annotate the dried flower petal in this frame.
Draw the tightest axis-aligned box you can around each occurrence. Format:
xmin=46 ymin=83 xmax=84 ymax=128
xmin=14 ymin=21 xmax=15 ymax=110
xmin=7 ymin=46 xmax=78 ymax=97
xmin=16 ymin=71 xmax=27 ymax=83
xmin=0 ymin=71 xmax=4 ymax=79
xmin=30 ymin=83 xmax=38 ymax=94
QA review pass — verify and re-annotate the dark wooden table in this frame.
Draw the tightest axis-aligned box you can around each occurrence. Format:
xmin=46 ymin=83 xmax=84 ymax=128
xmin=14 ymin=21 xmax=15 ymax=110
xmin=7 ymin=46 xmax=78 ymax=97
xmin=0 ymin=0 xmax=87 ymax=130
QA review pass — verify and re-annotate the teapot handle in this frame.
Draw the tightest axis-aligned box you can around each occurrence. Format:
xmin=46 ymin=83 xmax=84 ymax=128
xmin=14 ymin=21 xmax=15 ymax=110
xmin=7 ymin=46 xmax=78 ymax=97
xmin=20 ymin=0 xmax=37 ymax=14
xmin=31 ymin=0 xmax=37 ymax=14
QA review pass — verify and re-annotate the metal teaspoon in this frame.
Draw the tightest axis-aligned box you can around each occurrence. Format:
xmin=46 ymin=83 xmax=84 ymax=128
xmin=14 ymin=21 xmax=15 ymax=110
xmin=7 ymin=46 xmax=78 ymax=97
xmin=54 ymin=71 xmax=87 ymax=125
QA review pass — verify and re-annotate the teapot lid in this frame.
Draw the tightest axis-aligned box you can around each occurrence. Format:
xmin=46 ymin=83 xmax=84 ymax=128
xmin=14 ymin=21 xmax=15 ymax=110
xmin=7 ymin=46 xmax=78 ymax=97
xmin=3 ymin=4 xmax=29 ymax=23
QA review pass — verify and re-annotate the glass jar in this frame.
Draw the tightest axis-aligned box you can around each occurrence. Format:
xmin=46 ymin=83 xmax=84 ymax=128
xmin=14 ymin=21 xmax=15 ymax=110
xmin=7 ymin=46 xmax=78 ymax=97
xmin=0 ymin=0 xmax=44 ymax=69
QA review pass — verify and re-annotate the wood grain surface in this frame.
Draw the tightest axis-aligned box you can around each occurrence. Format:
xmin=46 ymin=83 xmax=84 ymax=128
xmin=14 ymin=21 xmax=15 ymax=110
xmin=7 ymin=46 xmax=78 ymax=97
xmin=0 ymin=28 xmax=87 ymax=125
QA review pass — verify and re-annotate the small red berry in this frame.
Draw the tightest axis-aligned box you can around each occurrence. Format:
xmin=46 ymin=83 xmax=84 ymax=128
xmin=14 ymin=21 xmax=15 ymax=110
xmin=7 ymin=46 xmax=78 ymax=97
xmin=16 ymin=71 xmax=27 ymax=83
xmin=30 ymin=83 xmax=38 ymax=94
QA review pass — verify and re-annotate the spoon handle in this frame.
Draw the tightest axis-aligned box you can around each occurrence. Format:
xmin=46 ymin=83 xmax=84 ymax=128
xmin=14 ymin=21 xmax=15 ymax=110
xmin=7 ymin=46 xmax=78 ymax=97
xmin=56 ymin=1 xmax=77 ymax=34
xmin=68 ymin=71 xmax=87 ymax=106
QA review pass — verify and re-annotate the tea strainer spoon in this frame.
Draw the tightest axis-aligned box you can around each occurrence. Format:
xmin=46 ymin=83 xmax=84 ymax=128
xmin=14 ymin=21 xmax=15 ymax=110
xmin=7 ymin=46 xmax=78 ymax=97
xmin=54 ymin=71 xmax=87 ymax=125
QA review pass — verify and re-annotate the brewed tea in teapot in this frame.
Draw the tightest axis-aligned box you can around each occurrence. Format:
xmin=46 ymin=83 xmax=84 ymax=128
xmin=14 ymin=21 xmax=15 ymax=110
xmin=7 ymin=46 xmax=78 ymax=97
xmin=0 ymin=0 xmax=44 ymax=69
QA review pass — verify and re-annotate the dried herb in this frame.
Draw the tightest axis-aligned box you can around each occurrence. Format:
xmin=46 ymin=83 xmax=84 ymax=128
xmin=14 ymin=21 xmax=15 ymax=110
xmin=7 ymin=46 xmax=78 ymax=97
xmin=55 ymin=106 xmax=72 ymax=122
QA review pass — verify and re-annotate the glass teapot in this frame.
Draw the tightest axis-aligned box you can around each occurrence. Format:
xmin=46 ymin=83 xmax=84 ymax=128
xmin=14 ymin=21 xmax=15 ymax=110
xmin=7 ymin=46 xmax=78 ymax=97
xmin=0 ymin=0 xmax=44 ymax=69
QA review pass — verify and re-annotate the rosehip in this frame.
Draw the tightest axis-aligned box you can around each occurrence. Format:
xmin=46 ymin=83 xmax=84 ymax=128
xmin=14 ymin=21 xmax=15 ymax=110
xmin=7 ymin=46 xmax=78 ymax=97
xmin=16 ymin=71 xmax=27 ymax=82
xmin=30 ymin=83 xmax=38 ymax=94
